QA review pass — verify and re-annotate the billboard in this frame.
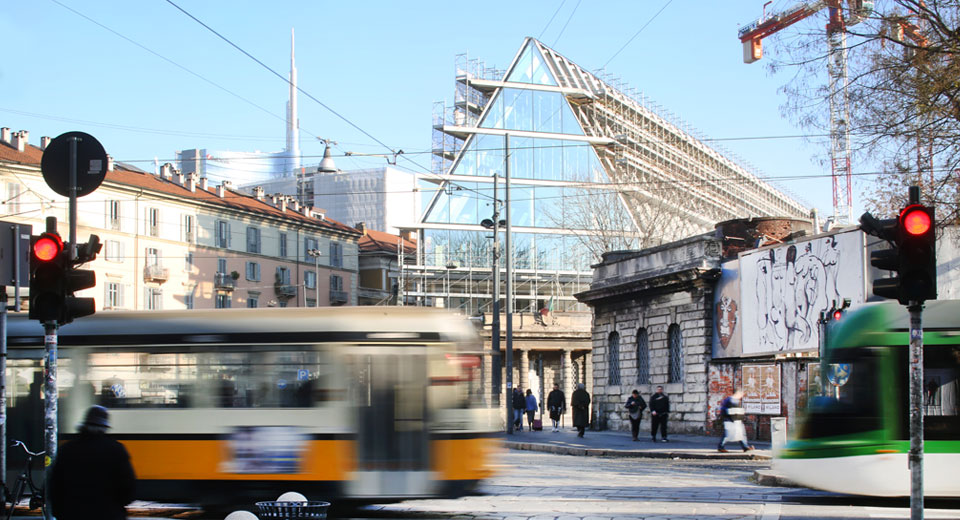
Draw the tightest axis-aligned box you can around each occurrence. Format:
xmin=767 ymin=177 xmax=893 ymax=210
xmin=740 ymin=231 xmax=866 ymax=355
xmin=712 ymin=259 xmax=742 ymax=358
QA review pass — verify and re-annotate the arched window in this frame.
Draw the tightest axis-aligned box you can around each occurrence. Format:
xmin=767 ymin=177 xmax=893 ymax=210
xmin=668 ymin=324 xmax=683 ymax=384
xmin=636 ymin=327 xmax=650 ymax=385
xmin=608 ymin=331 xmax=621 ymax=386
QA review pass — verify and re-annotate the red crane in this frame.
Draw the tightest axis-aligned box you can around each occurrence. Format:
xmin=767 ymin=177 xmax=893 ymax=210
xmin=738 ymin=1 xmax=873 ymax=225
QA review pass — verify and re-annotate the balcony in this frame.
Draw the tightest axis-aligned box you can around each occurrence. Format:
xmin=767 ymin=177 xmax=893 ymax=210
xmin=143 ymin=264 xmax=169 ymax=283
xmin=329 ymin=289 xmax=348 ymax=306
xmin=214 ymin=272 xmax=236 ymax=291
xmin=275 ymin=283 xmax=297 ymax=298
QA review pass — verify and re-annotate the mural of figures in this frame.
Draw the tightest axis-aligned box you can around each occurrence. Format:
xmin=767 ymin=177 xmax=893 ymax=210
xmin=712 ymin=260 xmax=742 ymax=358
xmin=741 ymin=230 xmax=866 ymax=355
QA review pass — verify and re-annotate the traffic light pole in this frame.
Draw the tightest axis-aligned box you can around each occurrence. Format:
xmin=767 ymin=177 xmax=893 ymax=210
xmin=43 ymin=321 xmax=57 ymax=520
xmin=908 ymin=303 xmax=924 ymax=520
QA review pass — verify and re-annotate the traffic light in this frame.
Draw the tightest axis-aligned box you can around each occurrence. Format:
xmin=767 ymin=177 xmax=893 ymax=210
xmin=61 ymin=235 xmax=101 ymax=324
xmin=28 ymin=231 xmax=65 ymax=322
xmin=860 ymin=186 xmax=937 ymax=305
xmin=898 ymin=204 xmax=936 ymax=302
xmin=831 ymin=299 xmax=851 ymax=321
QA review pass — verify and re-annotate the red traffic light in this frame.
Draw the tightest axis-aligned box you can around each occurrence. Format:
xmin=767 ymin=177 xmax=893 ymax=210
xmin=902 ymin=206 xmax=932 ymax=236
xmin=833 ymin=310 xmax=843 ymax=321
xmin=33 ymin=234 xmax=63 ymax=262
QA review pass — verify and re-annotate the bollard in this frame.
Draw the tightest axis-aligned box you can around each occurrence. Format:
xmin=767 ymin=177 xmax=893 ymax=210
xmin=770 ymin=416 xmax=787 ymax=455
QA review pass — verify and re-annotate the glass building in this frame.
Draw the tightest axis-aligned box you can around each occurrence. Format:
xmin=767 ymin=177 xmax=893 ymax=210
xmin=400 ymin=38 xmax=809 ymax=315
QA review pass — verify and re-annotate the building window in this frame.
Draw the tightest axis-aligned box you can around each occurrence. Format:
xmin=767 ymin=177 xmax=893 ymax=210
xmin=185 ymin=252 xmax=194 ymax=272
xmin=216 ymin=293 xmax=232 ymax=309
xmin=304 ymin=237 xmax=318 ymax=262
xmin=668 ymin=324 xmax=683 ymax=384
xmin=215 ymin=220 xmax=230 ymax=248
xmin=304 ymin=270 xmax=316 ymax=289
xmin=185 ymin=289 xmax=195 ymax=310
xmin=106 ymin=199 xmax=120 ymax=230
xmin=246 ymin=261 xmax=260 ymax=281
xmin=329 ymin=242 xmax=343 ymax=268
xmin=105 ymin=282 xmax=123 ymax=309
xmin=145 ymin=248 xmax=161 ymax=266
xmin=146 ymin=288 xmax=162 ymax=311
xmin=147 ymin=208 xmax=160 ymax=237
xmin=636 ymin=327 xmax=650 ymax=385
xmin=247 ymin=297 xmax=258 ymax=308
xmin=279 ymin=233 xmax=288 ymax=257
xmin=218 ymin=258 xmax=227 ymax=274
xmin=276 ymin=266 xmax=291 ymax=285
xmin=183 ymin=214 xmax=195 ymax=242
xmin=6 ymin=183 xmax=21 ymax=215
xmin=305 ymin=298 xmax=316 ymax=308
xmin=246 ymin=226 xmax=261 ymax=254
xmin=329 ymin=274 xmax=343 ymax=291
xmin=105 ymin=240 xmax=124 ymax=262
xmin=608 ymin=331 xmax=621 ymax=386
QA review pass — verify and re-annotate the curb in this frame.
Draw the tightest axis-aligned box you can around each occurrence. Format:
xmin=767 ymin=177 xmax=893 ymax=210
xmin=504 ymin=441 xmax=772 ymax=461
xmin=752 ymin=469 xmax=801 ymax=487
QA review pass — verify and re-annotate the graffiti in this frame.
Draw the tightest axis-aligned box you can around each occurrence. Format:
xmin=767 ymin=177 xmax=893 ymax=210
xmin=752 ymin=236 xmax=842 ymax=352
xmin=715 ymin=296 xmax=739 ymax=349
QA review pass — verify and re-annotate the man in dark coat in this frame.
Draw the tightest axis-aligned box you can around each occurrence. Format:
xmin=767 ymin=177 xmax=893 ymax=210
xmin=50 ymin=405 xmax=136 ymax=520
xmin=649 ymin=385 xmax=670 ymax=442
xmin=625 ymin=390 xmax=647 ymax=441
xmin=571 ymin=383 xmax=590 ymax=438
xmin=511 ymin=387 xmax=526 ymax=431
xmin=546 ymin=384 xmax=566 ymax=432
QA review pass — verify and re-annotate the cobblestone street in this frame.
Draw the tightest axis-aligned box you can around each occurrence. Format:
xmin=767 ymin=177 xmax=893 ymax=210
xmin=362 ymin=451 xmax=960 ymax=520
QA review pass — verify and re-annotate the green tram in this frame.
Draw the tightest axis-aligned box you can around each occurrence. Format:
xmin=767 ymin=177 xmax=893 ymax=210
xmin=775 ymin=300 xmax=960 ymax=496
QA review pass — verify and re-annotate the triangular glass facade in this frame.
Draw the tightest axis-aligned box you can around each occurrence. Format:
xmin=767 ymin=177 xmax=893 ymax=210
xmin=506 ymin=41 xmax=557 ymax=86
xmin=421 ymin=39 xmax=638 ymax=274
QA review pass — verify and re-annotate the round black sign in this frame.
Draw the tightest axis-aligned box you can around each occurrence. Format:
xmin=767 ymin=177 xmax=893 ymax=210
xmin=40 ymin=131 xmax=108 ymax=198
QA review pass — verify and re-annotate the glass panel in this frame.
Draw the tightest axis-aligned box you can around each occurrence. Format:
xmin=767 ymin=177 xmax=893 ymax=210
xmin=509 ymin=185 xmax=534 ymax=227
xmin=562 ymin=99 xmax=585 ymax=135
xmin=506 ymin=41 xmax=557 ymax=86
xmin=532 ymin=90 xmax=562 ymax=134
xmin=419 ymin=178 xmax=441 ymax=220
xmin=534 ymin=186 xmax=564 ymax=227
xmin=923 ymin=346 xmax=960 ymax=440
xmin=423 ymin=229 xmax=450 ymax=267
xmin=609 ymin=332 xmax=621 ymax=386
xmin=502 ymin=88 xmax=533 ymax=132
xmin=449 ymin=182 xmax=479 ymax=225
xmin=453 ymin=138 xmax=476 ymax=177
xmin=803 ymin=350 xmax=882 ymax=438
xmin=534 ymin=234 xmax=564 ymax=271
xmin=511 ymin=233 xmax=533 ymax=270
xmin=510 ymin=137 xmax=534 ymax=180
xmin=450 ymin=229 xmax=491 ymax=269
xmin=479 ymin=92 xmax=505 ymax=129
xmin=475 ymin=134 xmax=506 ymax=176
xmin=637 ymin=328 xmax=650 ymax=385
xmin=423 ymin=184 xmax=451 ymax=224
xmin=669 ymin=324 xmax=683 ymax=384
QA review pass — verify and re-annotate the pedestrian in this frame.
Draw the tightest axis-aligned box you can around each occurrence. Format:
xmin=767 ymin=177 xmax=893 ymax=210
xmin=50 ymin=405 xmax=136 ymax=520
xmin=649 ymin=385 xmax=670 ymax=442
xmin=571 ymin=383 xmax=590 ymax=438
xmin=546 ymin=383 xmax=566 ymax=432
xmin=718 ymin=388 xmax=754 ymax=453
xmin=525 ymin=388 xmax=538 ymax=431
xmin=625 ymin=389 xmax=647 ymax=441
xmin=512 ymin=387 xmax=526 ymax=431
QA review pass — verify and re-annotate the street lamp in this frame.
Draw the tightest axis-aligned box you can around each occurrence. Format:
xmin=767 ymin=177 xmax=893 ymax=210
xmin=307 ymin=248 xmax=321 ymax=307
xmin=445 ymin=261 xmax=457 ymax=309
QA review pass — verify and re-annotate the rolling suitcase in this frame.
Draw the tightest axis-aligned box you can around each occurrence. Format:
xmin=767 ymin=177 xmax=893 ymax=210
xmin=532 ymin=418 xmax=543 ymax=431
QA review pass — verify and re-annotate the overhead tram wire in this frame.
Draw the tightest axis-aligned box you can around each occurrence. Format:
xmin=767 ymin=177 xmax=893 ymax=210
xmin=47 ymin=0 xmax=327 ymax=143
xmin=162 ymin=0 xmax=493 ymax=203
xmin=538 ymin=1 xmax=567 ymax=40
xmin=602 ymin=0 xmax=675 ymax=68
xmin=552 ymin=0 xmax=582 ymax=48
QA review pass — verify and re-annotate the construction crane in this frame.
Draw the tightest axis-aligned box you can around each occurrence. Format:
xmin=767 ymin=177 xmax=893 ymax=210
xmin=738 ymin=1 xmax=873 ymax=226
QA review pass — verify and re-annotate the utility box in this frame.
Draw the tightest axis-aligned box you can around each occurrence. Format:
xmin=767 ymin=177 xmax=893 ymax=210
xmin=0 ymin=221 xmax=32 ymax=288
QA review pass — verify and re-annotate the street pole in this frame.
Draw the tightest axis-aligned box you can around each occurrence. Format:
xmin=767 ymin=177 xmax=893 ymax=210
xmin=908 ymin=302 xmax=924 ymax=520
xmin=504 ymin=134 xmax=514 ymax=435
xmin=491 ymin=173 xmax=501 ymax=409
xmin=314 ymin=252 xmax=320 ymax=307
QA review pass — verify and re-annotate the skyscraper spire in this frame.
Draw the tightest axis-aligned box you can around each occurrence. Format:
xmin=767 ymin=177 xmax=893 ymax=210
xmin=285 ymin=28 xmax=301 ymax=175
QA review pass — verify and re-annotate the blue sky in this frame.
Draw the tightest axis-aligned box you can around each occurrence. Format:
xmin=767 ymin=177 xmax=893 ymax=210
xmin=1 ymin=0 xmax=865 ymax=221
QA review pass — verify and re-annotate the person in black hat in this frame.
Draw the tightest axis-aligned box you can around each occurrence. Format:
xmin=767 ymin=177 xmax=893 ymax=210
xmin=50 ymin=405 xmax=137 ymax=520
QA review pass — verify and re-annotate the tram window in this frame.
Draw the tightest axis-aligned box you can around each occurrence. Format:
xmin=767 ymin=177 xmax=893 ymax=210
xmin=922 ymin=346 xmax=960 ymax=440
xmin=802 ymin=350 xmax=882 ymax=439
xmin=79 ymin=348 xmax=342 ymax=409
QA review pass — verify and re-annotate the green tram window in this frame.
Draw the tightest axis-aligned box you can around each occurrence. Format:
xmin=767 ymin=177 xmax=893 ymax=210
xmin=894 ymin=345 xmax=960 ymax=441
xmin=71 ymin=348 xmax=343 ymax=409
xmin=801 ymin=350 xmax=883 ymax=439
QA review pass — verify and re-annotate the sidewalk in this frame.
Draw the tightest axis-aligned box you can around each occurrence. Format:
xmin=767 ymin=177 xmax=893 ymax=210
xmin=501 ymin=426 xmax=773 ymax=461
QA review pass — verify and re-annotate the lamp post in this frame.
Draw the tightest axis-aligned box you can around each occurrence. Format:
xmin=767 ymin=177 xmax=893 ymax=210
xmin=481 ymin=173 xmax=504 ymax=411
xmin=307 ymin=248 xmax=321 ymax=307
xmin=445 ymin=261 xmax=457 ymax=309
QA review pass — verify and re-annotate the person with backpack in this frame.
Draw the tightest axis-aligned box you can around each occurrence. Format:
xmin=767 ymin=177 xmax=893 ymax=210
xmin=525 ymin=388 xmax=539 ymax=431
xmin=624 ymin=389 xmax=647 ymax=441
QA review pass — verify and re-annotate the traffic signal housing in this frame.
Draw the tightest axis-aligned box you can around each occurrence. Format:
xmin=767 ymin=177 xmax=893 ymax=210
xmin=61 ymin=235 xmax=101 ymax=324
xmin=861 ymin=198 xmax=937 ymax=305
xmin=28 ymin=232 xmax=65 ymax=322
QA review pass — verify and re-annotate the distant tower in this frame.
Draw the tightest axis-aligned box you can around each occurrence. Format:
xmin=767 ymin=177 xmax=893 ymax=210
xmin=286 ymin=28 xmax=301 ymax=176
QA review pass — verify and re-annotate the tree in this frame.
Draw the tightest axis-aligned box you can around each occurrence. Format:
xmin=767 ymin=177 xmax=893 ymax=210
xmin=771 ymin=1 xmax=960 ymax=225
